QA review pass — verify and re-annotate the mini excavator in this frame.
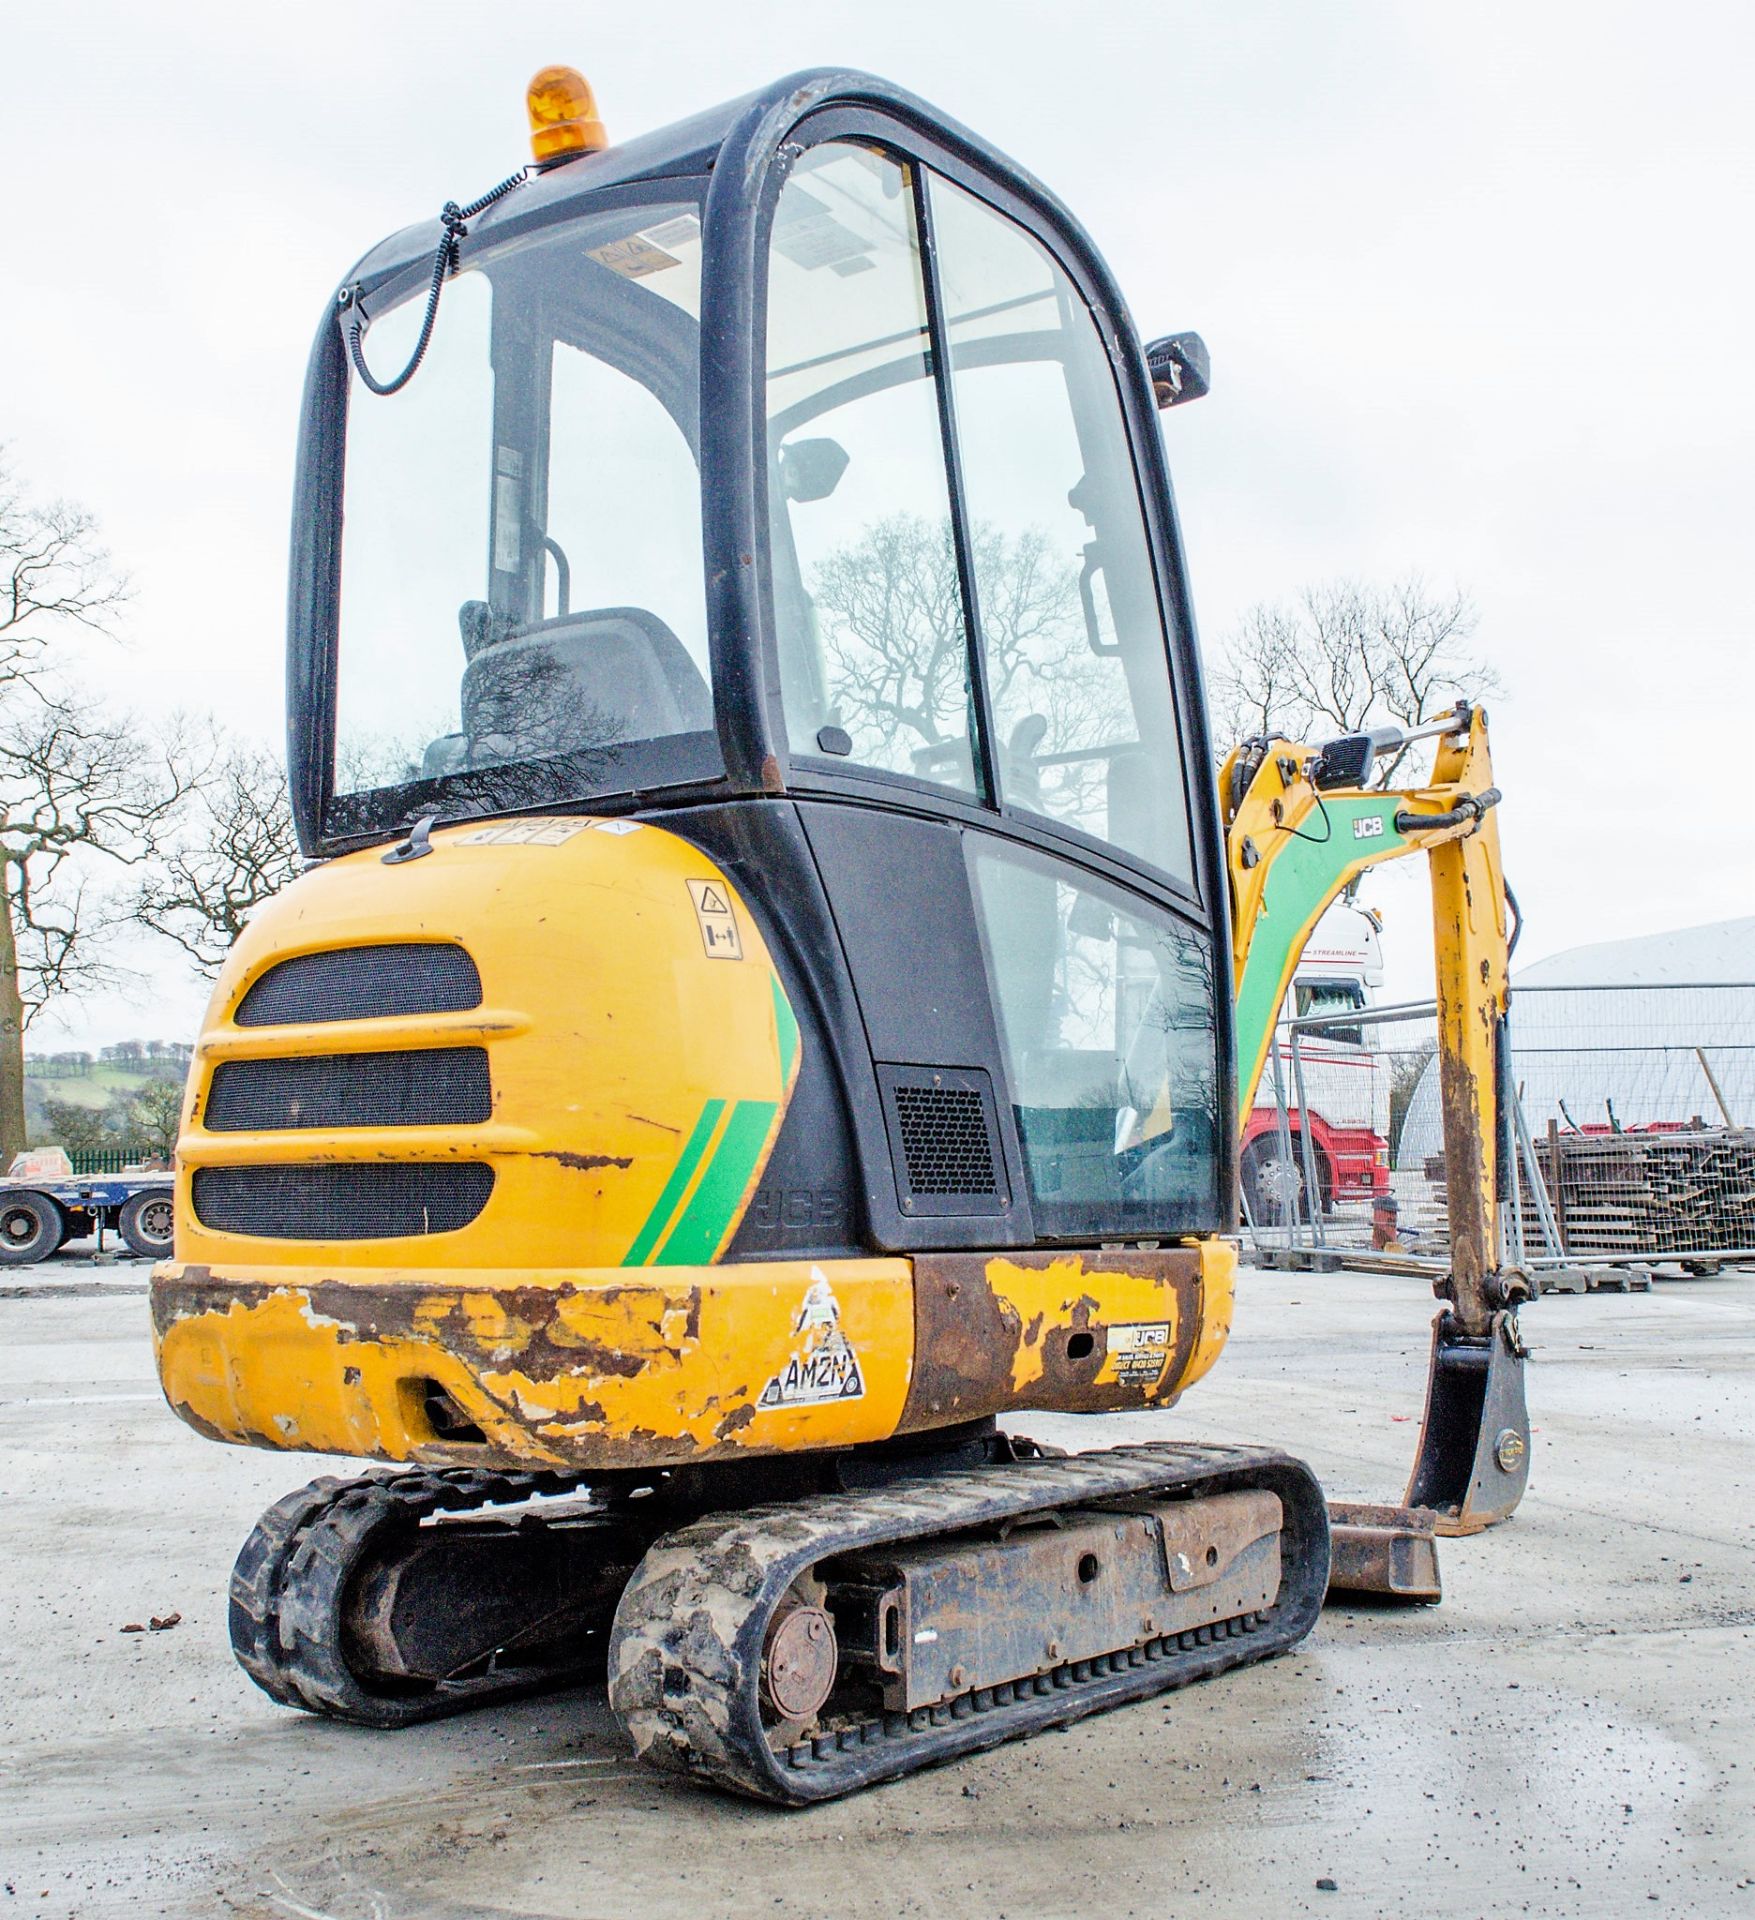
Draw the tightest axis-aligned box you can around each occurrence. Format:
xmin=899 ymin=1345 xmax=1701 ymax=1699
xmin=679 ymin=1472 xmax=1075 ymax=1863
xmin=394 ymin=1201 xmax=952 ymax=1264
xmin=151 ymin=67 xmax=1528 ymax=1803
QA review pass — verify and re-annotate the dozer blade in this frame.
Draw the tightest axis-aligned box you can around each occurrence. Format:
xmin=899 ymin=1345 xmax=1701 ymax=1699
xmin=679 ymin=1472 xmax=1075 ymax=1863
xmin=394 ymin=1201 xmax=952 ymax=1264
xmin=1404 ymin=1308 xmax=1531 ymax=1536
xmin=1325 ymin=1501 xmax=1441 ymax=1603
xmin=608 ymin=1442 xmax=1330 ymax=1805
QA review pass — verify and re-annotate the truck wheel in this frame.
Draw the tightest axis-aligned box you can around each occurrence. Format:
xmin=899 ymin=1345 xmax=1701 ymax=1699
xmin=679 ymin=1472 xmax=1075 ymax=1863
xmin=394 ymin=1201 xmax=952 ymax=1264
xmin=0 ymin=1192 xmax=64 ymax=1265
xmin=1240 ymin=1136 xmax=1331 ymax=1225
xmin=119 ymin=1190 xmax=176 ymax=1259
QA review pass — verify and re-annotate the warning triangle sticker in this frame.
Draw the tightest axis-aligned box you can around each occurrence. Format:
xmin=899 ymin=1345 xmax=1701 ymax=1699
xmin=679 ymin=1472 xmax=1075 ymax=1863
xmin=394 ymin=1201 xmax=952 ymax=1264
xmin=758 ymin=1328 xmax=865 ymax=1408
xmin=697 ymin=885 xmax=729 ymax=914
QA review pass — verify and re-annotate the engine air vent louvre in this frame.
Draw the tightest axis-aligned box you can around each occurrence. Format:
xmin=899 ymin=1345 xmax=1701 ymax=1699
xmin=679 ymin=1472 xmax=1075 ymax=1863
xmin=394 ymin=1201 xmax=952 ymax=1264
xmin=234 ymin=944 xmax=482 ymax=1028
xmin=205 ymin=1048 xmax=492 ymax=1132
xmin=190 ymin=1163 xmax=494 ymax=1240
xmin=894 ymin=1086 xmax=995 ymax=1193
xmin=875 ymin=1065 xmax=1008 ymax=1218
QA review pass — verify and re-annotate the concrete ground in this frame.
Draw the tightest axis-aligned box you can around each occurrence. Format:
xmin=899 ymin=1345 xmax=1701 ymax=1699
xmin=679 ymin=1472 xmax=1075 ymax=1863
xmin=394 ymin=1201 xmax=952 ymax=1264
xmin=1 ymin=1251 xmax=1751 ymax=1920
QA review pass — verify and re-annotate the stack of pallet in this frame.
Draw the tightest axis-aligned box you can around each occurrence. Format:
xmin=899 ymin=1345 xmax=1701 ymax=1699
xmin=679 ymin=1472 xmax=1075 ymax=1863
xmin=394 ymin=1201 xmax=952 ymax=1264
xmin=1526 ymin=1128 xmax=1755 ymax=1256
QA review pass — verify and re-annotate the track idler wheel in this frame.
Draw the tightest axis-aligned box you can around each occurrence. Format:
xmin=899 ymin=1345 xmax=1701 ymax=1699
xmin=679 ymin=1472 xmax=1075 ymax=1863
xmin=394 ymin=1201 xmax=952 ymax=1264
xmin=761 ymin=1599 xmax=839 ymax=1725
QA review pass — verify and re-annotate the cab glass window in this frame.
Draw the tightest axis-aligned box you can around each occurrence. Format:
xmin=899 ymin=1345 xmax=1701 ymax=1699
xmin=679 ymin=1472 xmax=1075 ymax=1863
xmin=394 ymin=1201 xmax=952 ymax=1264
xmin=972 ymin=839 xmax=1220 ymax=1235
xmin=764 ymin=144 xmax=978 ymax=795
xmin=332 ymin=198 xmax=713 ymax=813
xmin=929 ymin=175 xmax=1194 ymax=884
xmin=1295 ymin=978 xmax=1367 ymax=1045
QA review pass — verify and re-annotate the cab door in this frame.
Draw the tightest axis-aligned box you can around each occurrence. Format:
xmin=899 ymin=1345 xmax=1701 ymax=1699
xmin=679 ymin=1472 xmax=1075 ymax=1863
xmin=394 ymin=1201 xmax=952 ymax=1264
xmin=754 ymin=112 xmax=1230 ymax=1243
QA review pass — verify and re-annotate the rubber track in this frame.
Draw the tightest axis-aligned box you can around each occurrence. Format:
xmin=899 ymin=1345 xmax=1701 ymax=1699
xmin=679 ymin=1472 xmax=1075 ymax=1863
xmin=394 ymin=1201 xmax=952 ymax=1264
xmin=608 ymin=1441 xmax=1331 ymax=1804
xmin=228 ymin=1465 xmax=594 ymax=1727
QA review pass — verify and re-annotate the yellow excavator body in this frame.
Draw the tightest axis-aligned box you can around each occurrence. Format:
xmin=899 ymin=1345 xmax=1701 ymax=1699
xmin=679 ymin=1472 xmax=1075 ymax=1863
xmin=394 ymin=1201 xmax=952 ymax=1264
xmin=155 ymin=819 xmax=1234 ymax=1473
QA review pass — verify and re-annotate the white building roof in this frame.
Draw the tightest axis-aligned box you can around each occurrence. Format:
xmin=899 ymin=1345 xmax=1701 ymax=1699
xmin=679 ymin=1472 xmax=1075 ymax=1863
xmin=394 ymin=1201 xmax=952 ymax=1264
xmin=1394 ymin=917 xmax=1754 ymax=1165
xmin=1515 ymin=916 xmax=1755 ymax=989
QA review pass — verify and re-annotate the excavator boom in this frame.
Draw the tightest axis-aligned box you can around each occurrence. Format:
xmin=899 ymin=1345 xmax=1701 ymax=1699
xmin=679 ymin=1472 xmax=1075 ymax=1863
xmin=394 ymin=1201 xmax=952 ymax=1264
xmin=1224 ymin=703 xmax=1530 ymax=1533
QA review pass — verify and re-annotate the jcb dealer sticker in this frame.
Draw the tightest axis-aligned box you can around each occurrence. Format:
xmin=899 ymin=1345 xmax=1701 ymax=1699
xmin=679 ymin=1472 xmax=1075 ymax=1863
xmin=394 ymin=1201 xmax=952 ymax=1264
xmin=1099 ymin=1321 xmax=1173 ymax=1388
xmin=686 ymin=879 xmax=743 ymax=960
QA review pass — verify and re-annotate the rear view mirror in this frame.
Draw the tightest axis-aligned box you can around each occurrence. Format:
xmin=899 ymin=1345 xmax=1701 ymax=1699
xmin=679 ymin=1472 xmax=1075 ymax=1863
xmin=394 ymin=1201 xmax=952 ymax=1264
xmin=1143 ymin=332 xmax=1210 ymax=408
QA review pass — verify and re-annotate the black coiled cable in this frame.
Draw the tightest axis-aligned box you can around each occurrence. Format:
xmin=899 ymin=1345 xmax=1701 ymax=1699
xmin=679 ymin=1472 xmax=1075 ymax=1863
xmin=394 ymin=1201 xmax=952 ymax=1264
xmin=342 ymin=168 xmax=530 ymax=396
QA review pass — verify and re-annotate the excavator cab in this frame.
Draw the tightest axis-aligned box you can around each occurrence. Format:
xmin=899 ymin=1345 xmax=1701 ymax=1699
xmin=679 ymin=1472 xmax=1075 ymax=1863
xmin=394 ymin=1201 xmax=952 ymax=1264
xmin=286 ymin=71 xmax=1232 ymax=1263
xmin=155 ymin=69 xmax=1336 ymax=1804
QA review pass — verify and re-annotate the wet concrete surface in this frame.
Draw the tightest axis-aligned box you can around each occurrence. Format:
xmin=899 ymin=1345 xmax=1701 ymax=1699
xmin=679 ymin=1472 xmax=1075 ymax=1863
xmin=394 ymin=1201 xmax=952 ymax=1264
xmin=1 ymin=1260 xmax=1751 ymax=1919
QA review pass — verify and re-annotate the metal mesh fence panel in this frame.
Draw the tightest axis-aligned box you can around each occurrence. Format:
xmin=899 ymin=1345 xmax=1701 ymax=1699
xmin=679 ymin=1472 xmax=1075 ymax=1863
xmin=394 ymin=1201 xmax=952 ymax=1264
xmin=1243 ymin=982 xmax=1755 ymax=1268
xmin=1241 ymin=1002 xmax=1442 ymax=1262
xmin=1508 ymin=983 xmax=1753 ymax=1260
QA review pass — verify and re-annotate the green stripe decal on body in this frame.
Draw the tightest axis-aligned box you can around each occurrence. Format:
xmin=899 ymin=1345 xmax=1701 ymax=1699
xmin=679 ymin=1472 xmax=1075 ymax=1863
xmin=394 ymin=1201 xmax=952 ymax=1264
xmin=772 ymin=974 xmax=800 ymax=1086
xmin=625 ymin=1098 xmax=725 ymax=1266
xmin=623 ymin=982 xmax=795 ymax=1268
xmin=655 ymin=1098 xmax=778 ymax=1265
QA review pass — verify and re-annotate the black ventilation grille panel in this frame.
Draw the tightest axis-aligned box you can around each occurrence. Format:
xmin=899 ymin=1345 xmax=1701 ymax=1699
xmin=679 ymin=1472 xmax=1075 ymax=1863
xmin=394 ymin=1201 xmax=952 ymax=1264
xmin=191 ymin=1163 xmax=494 ymax=1239
xmin=235 ymin=944 xmax=482 ymax=1028
xmin=205 ymin=1049 xmax=492 ymax=1132
xmin=876 ymin=1065 xmax=1009 ymax=1218
xmin=894 ymin=1086 xmax=995 ymax=1193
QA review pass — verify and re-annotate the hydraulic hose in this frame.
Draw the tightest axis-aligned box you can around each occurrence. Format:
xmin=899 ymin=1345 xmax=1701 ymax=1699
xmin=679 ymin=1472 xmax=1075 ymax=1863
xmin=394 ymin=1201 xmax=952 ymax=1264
xmin=1393 ymin=786 xmax=1501 ymax=835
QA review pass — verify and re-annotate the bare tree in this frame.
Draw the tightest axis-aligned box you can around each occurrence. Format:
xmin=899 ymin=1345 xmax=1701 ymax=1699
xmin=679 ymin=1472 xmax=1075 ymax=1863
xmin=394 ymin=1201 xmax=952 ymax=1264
xmin=0 ymin=460 xmax=129 ymax=645
xmin=1208 ymin=576 xmax=1503 ymax=782
xmin=0 ymin=453 xmax=200 ymax=1160
xmin=810 ymin=513 xmax=974 ymax=762
xmin=38 ymin=1072 xmax=182 ymax=1161
xmin=809 ymin=513 xmax=1131 ymax=811
xmin=136 ymin=735 xmax=302 ymax=976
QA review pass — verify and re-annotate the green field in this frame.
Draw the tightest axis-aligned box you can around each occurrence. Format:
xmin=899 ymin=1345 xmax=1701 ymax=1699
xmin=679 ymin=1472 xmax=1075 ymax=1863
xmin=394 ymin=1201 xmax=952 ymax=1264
xmin=26 ymin=1064 xmax=183 ymax=1111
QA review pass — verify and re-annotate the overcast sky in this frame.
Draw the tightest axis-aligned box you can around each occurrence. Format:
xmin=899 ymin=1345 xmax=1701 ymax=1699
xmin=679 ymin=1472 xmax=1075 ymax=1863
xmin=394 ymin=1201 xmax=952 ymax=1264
xmin=4 ymin=0 xmax=1751 ymax=1048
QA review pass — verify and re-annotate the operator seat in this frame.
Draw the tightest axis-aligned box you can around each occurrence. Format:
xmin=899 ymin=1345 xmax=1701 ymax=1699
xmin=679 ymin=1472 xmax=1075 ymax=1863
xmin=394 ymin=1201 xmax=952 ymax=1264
xmin=424 ymin=606 xmax=712 ymax=775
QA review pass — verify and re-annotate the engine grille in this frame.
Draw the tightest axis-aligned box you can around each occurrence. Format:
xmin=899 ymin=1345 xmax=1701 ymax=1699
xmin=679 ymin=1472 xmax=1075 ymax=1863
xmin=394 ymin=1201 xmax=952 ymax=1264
xmin=190 ymin=1163 xmax=494 ymax=1240
xmin=205 ymin=1048 xmax=492 ymax=1132
xmin=235 ymin=944 xmax=482 ymax=1028
xmin=876 ymin=1066 xmax=1008 ymax=1216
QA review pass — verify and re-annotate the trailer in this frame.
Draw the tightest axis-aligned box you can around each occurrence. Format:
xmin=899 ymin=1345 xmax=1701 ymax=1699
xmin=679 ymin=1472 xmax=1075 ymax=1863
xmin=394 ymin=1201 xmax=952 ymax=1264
xmin=0 ymin=1151 xmax=174 ymax=1264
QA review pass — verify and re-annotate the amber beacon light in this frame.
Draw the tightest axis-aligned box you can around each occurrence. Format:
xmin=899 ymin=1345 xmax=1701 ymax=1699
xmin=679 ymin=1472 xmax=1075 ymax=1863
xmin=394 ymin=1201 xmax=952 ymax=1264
xmin=527 ymin=65 xmax=609 ymax=162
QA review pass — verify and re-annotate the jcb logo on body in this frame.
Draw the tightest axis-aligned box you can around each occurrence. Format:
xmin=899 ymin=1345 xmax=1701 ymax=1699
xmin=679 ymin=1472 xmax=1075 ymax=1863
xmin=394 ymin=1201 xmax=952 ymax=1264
xmin=1352 ymin=816 xmax=1386 ymax=841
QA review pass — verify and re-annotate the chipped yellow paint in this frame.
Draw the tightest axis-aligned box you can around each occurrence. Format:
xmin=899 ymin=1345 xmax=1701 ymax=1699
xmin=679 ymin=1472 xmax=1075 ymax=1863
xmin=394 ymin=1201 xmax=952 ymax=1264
xmin=152 ymin=1257 xmax=914 ymax=1472
xmin=987 ymin=1253 xmax=1187 ymax=1399
xmin=153 ymin=811 xmax=1249 ymax=1477
xmin=153 ymin=1284 xmax=554 ymax=1464
xmin=1179 ymin=1239 xmax=1237 ymax=1393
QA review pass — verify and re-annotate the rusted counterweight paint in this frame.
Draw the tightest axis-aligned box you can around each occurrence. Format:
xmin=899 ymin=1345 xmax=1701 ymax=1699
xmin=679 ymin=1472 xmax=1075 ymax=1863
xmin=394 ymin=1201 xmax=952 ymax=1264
xmin=151 ymin=1258 xmax=914 ymax=1471
xmin=896 ymin=1243 xmax=1236 ymax=1432
xmin=151 ymin=1241 xmax=1236 ymax=1473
